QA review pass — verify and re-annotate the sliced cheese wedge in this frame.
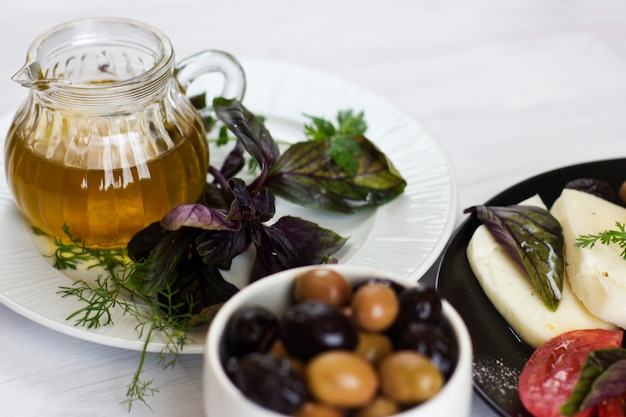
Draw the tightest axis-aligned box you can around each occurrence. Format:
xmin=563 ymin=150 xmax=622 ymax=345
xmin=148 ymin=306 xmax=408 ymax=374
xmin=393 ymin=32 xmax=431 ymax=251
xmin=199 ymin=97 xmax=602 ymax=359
xmin=551 ymin=188 xmax=626 ymax=329
xmin=467 ymin=194 xmax=616 ymax=348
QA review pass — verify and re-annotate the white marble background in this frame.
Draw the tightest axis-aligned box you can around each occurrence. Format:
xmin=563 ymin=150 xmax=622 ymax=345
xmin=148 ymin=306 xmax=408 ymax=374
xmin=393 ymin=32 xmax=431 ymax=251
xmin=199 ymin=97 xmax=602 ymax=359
xmin=2 ymin=1 xmax=626 ymax=416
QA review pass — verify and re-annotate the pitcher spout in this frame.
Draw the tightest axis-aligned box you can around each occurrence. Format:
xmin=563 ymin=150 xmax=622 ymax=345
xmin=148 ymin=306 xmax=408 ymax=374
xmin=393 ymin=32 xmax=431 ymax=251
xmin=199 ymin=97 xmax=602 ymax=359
xmin=11 ymin=61 xmax=68 ymax=90
xmin=12 ymin=61 xmax=41 ymax=88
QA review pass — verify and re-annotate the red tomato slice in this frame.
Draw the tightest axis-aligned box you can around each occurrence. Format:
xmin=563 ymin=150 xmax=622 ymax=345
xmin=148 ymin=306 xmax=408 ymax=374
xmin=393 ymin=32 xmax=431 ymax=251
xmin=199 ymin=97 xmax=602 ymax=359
xmin=597 ymin=395 xmax=626 ymax=417
xmin=518 ymin=329 xmax=624 ymax=417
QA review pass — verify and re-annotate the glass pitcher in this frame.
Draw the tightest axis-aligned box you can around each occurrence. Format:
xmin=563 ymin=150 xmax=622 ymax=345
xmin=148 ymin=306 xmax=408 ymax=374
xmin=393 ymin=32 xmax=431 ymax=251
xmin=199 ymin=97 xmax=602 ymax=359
xmin=5 ymin=18 xmax=245 ymax=248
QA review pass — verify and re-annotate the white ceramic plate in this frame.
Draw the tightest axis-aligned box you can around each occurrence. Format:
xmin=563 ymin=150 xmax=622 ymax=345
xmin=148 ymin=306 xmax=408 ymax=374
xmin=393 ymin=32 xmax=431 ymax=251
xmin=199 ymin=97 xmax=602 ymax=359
xmin=0 ymin=58 xmax=457 ymax=353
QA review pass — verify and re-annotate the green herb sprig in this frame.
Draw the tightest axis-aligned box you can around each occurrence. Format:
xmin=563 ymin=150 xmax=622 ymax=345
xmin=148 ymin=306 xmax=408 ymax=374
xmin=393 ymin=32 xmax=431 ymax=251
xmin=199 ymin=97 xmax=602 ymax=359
xmin=304 ymin=109 xmax=366 ymax=177
xmin=575 ymin=221 xmax=626 ymax=260
xmin=53 ymin=228 xmax=198 ymax=411
xmin=34 ymin=224 xmax=127 ymax=271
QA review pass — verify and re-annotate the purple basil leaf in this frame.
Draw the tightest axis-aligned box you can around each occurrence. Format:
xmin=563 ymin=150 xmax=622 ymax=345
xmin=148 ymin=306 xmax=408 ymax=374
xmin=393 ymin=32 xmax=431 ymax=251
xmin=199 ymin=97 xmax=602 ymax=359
xmin=561 ymin=348 xmax=626 ymax=416
xmin=227 ymin=178 xmax=275 ymax=223
xmin=161 ymin=203 xmax=239 ymax=232
xmin=203 ymin=183 xmax=229 ymax=210
xmin=127 ymin=221 xmax=167 ymax=262
xmin=464 ymin=204 xmax=564 ymax=311
xmin=213 ymin=98 xmax=280 ymax=169
xmin=249 ymin=215 xmax=348 ymax=282
xmin=219 ymin=139 xmax=246 ymax=180
xmin=195 ymin=264 xmax=239 ymax=305
xmin=252 ymin=189 xmax=276 ymax=223
xmin=195 ymin=229 xmax=251 ymax=266
xmin=265 ymin=136 xmax=406 ymax=213
xmin=189 ymin=303 xmax=224 ymax=327
xmin=127 ymin=228 xmax=201 ymax=296
xmin=158 ymin=256 xmax=239 ymax=317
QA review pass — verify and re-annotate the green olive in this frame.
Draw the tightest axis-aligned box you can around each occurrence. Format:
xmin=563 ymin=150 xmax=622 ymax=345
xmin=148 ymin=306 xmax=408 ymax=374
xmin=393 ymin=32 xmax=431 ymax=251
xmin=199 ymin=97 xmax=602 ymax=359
xmin=306 ymin=351 xmax=379 ymax=408
xmin=353 ymin=396 xmax=400 ymax=417
xmin=293 ymin=401 xmax=345 ymax=417
xmin=620 ymin=181 xmax=626 ymax=205
xmin=351 ymin=283 xmax=399 ymax=332
xmin=294 ymin=269 xmax=352 ymax=307
xmin=355 ymin=331 xmax=393 ymax=365
xmin=379 ymin=350 xmax=444 ymax=404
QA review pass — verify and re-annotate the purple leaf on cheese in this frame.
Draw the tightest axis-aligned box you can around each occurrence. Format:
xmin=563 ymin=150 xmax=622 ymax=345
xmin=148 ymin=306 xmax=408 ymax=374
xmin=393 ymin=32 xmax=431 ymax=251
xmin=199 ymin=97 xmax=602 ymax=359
xmin=464 ymin=204 xmax=565 ymax=311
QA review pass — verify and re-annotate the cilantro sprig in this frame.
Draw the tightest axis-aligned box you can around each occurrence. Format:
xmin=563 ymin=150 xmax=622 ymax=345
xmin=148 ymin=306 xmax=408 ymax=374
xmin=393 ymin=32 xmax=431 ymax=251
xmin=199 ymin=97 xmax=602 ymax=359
xmin=304 ymin=110 xmax=367 ymax=177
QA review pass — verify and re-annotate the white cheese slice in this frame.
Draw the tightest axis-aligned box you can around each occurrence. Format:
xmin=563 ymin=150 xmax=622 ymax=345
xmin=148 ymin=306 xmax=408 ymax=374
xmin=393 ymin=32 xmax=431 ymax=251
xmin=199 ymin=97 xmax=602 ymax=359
xmin=551 ymin=188 xmax=626 ymax=329
xmin=467 ymin=194 xmax=616 ymax=348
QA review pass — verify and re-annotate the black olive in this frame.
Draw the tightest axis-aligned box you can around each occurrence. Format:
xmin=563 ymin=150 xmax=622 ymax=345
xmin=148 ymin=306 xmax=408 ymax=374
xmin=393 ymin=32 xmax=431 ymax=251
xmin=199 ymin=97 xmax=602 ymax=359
xmin=223 ymin=305 xmax=279 ymax=357
xmin=223 ymin=355 xmax=240 ymax=377
xmin=564 ymin=178 xmax=617 ymax=202
xmin=229 ymin=352 xmax=307 ymax=414
xmin=280 ymin=300 xmax=358 ymax=361
xmin=392 ymin=286 xmax=443 ymax=334
xmin=396 ymin=322 xmax=457 ymax=379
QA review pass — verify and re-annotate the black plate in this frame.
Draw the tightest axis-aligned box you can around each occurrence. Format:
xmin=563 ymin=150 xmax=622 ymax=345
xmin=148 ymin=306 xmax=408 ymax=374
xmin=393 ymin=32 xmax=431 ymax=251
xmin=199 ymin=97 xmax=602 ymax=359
xmin=435 ymin=158 xmax=626 ymax=417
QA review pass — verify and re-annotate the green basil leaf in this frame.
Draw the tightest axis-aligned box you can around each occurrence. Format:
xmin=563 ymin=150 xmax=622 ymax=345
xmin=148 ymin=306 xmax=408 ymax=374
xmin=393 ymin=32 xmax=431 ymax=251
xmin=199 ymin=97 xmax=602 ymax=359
xmin=561 ymin=348 xmax=626 ymax=416
xmin=265 ymin=135 xmax=406 ymax=213
xmin=464 ymin=204 xmax=564 ymax=311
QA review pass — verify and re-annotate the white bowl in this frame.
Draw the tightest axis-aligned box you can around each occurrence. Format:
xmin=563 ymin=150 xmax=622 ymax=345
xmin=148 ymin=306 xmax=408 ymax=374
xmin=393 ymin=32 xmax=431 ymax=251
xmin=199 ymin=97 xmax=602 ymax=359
xmin=203 ymin=264 xmax=473 ymax=417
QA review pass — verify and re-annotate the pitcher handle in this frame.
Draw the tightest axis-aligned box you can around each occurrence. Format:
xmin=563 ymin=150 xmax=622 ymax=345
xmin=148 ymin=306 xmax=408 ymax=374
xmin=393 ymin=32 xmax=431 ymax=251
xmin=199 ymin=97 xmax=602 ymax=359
xmin=174 ymin=49 xmax=246 ymax=119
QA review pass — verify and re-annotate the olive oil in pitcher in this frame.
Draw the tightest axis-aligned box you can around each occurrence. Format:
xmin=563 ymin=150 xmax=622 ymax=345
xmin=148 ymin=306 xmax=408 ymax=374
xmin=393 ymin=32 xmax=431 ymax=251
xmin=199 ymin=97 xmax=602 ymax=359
xmin=5 ymin=18 xmax=245 ymax=248
xmin=5 ymin=112 xmax=209 ymax=248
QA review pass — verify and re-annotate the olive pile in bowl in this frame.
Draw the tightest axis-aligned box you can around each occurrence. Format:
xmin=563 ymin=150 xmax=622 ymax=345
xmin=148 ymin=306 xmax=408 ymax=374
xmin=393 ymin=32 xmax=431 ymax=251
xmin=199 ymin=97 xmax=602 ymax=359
xmin=203 ymin=265 xmax=472 ymax=417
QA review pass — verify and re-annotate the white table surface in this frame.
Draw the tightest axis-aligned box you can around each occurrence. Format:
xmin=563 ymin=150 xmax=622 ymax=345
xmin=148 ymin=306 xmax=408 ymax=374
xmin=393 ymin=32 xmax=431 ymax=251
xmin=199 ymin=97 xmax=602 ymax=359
xmin=2 ymin=1 xmax=626 ymax=416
